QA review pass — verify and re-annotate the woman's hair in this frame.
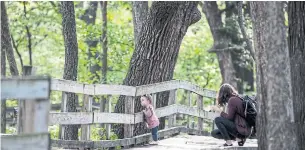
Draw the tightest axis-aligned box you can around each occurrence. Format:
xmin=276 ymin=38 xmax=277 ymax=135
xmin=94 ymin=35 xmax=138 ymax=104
xmin=216 ymin=83 xmax=238 ymax=107
xmin=142 ymin=94 xmax=153 ymax=104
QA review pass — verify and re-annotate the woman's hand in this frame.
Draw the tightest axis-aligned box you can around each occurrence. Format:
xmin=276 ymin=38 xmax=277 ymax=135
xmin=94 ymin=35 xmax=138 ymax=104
xmin=211 ymin=105 xmax=222 ymax=113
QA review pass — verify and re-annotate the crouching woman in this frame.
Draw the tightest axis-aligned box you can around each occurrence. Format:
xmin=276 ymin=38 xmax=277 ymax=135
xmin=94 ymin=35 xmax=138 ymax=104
xmin=210 ymin=84 xmax=251 ymax=147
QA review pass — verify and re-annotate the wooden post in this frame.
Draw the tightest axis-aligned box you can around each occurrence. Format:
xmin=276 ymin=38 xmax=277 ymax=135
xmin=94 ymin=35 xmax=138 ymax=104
xmin=124 ymin=96 xmax=134 ymax=139
xmin=18 ymin=66 xmax=50 ymax=134
xmin=197 ymin=95 xmax=203 ymax=135
xmin=59 ymin=92 xmax=67 ymax=139
xmin=152 ymin=93 xmax=157 ymax=108
xmin=168 ymin=90 xmax=177 ymax=128
xmin=81 ymin=95 xmax=92 ymax=140
xmin=186 ymin=91 xmax=191 ymax=128
xmin=106 ymin=96 xmax=112 ymax=140
xmin=212 ymin=98 xmax=217 ymax=130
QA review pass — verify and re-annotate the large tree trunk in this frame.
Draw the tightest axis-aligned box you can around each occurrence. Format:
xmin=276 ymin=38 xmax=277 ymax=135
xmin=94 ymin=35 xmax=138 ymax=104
xmin=80 ymin=2 xmax=99 ymax=82
xmin=203 ymin=2 xmax=238 ymax=89
xmin=1 ymin=2 xmax=19 ymax=76
xmin=60 ymin=1 xmax=79 ymax=140
xmin=132 ymin=1 xmax=148 ymax=48
xmin=1 ymin=1 xmax=19 ymax=133
xmin=1 ymin=34 xmax=6 ymax=133
xmin=250 ymin=2 xmax=298 ymax=150
xmin=114 ymin=2 xmax=201 ymax=138
xmin=288 ymin=2 xmax=305 ymax=150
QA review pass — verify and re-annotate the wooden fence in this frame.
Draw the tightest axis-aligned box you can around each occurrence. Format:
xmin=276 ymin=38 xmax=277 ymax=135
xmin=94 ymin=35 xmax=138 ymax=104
xmin=49 ymin=79 xmax=217 ymax=149
xmin=2 ymin=78 xmax=218 ymax=149
xmin=1 ymin=76 xmax=51 ymax=150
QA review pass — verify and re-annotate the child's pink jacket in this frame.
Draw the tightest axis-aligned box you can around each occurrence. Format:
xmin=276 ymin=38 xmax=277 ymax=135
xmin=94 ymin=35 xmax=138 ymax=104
xmin=143 ymin=104 xmax=159 ymax=129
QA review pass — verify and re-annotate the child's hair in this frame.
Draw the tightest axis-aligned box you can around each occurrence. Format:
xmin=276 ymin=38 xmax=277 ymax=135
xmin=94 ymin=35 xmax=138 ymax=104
xmin=142 ymin=94 xmax=153 ymax=104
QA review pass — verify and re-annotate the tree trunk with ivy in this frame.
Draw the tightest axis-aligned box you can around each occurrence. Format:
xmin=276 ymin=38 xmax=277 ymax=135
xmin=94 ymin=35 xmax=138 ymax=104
xmin=60 ymin=1 xmax=79 ymax=140
xmin=113 ymin=1 xmax=201 ymax=138
xmin=288 ymin=2 xmax=305 ymax=150
xmin=250 ymin=2 xmax=298 ymax=150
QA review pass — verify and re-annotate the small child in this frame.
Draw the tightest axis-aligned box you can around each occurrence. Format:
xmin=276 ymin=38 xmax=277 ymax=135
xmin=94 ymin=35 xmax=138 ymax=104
xmin=141 ymin=94 xmax=159 ymax=145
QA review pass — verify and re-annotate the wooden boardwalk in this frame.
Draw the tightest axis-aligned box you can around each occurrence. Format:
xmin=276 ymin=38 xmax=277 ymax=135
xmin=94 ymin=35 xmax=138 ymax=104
xmin=130 ymin=134 xmax=258 ymax=150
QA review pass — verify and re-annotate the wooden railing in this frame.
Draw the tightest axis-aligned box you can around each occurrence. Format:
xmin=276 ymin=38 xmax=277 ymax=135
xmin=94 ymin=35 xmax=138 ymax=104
xmin=1 ymin=76 xmax=51 ymax=150
xmin=2 ymin=78 xmax=218 ymax=149
xmin=48 ymin=79 xmax=218 ymax=149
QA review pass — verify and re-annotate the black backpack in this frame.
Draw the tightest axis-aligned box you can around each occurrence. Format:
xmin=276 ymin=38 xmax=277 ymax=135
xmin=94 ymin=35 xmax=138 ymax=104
xmin=237 ymin=95 xmax=257 ymax=137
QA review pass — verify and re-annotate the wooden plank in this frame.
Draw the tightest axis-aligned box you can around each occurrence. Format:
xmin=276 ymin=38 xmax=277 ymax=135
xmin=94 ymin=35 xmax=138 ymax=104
xmin=197 ymin=94 xmax=203 ymax=134
xmin=81 ymin=95 xmax=92 ymax=141
xmin=135 ymin=81 xmax=180 ymax=96
xmin=124 ymin=96 xmax=134 ymax=144
xmin=134 ymin=126 xmax=183 ymax=144
xmin=1 ymin=133 xmax=50 ymax=150
xmin=134 ymin=104 xmax=178 ymax=124
xmin=168 ymin=90 xmax=177 ymax=127
xmin=1 ymin=77 xmax=50 ymax=100
xmin=94 ymin=112 xmax=134 ymax=124
xmin=135 ymin=80 xmax=217 ymax=98
xmin=178 ymin=81 xmax=217 ymax=98
xmin=198 ymin=109 xmax=219 ymax=120
xmin=51 ymin=79 xmax=84 ymax=94
xmin=51 ymin=139 xmax=94 ymax=149
xmin=177 ymin=104 xmax=200 ymax=117
xmin=49 ymin=112 xmax=93 ymax=125
xmin=94 ymin=84 xmax=136 ymax=96
xmin=94 ymin=138 xmax=135 ymax=148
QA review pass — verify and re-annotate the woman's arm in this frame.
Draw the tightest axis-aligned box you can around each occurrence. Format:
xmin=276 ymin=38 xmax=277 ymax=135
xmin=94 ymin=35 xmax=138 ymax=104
xmin=220 ymin=97 xmax=237 ymax=120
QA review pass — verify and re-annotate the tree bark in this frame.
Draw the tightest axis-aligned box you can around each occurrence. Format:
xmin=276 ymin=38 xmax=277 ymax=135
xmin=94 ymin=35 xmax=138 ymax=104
xmin=1 ymin=34 xmax=6 ymax=133
xmin=132 ymin=1 xmax=148 ymax=48
xmin=114 ymin=1 xmax=201 ymax=138
xmin=250 ymin=2 xmax=298 ymax=150
xmin=99 ymin=1 xmax=108 ymax=132
xmin=101 ymin=1 xmax=107 ymax=85
xmin=203 ymin=2 xmax=238 ymax=89
xmin=80 ymin=2 xmax=100 ymax=82
xmin=288 ymin=2 xmax=305 ymax=150
xmin=60 ymin=1 xmax=79 ymax=140
xmin=1 ymin=2 xmax=19 ymax=76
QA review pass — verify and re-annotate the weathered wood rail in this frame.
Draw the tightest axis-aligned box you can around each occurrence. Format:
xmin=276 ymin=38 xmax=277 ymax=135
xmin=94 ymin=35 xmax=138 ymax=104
xmin=2 ymin=78 xmax=218 ymax=149
xmin=47 ymin=79 xmax=217 ymax=149
xmin=1 ymin=76 xmax=51 ymax=150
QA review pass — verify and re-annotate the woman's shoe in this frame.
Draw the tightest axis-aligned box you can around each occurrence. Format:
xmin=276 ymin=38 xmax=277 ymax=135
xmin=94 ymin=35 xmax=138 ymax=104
xmin=223 ymin=143 xmax=233 ymax=147
xmin=238 ymin=138 xmax=246 ymax=146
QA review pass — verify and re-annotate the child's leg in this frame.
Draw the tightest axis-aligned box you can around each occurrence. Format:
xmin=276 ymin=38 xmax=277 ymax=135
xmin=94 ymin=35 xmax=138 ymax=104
xmin=151 ymin=126 xmax=158 ymax=141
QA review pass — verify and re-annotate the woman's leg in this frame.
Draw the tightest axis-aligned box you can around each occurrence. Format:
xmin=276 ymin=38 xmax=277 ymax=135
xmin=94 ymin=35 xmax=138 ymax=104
xmin=211 ymin=129 xmax=236 ymax=140
xmin=214 ymin=117 xmax=239 ymax=145
xmin=211 ymin=129 xmax=224 ymax=139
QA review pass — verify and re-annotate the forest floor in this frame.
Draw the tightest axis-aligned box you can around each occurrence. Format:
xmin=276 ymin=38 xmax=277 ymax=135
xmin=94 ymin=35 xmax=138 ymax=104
xmin=129 ymin=134 xmax=258 ymax=150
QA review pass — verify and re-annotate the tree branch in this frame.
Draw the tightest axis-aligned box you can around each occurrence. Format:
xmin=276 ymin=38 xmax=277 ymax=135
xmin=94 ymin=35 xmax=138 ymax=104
xmin=23 ymin=2 xmax=32 ymax=66
xmin=11 ymin=34 xmax=23 ymax=73
xmin=237 ymin=1 xmax=255 ymax=61
xmin=208 ymin=45 xmax=245 ymax=53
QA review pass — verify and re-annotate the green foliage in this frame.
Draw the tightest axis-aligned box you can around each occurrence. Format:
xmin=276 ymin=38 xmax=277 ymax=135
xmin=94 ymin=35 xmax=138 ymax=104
xmin=174 ymin=10 xmax=222 ymax=91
